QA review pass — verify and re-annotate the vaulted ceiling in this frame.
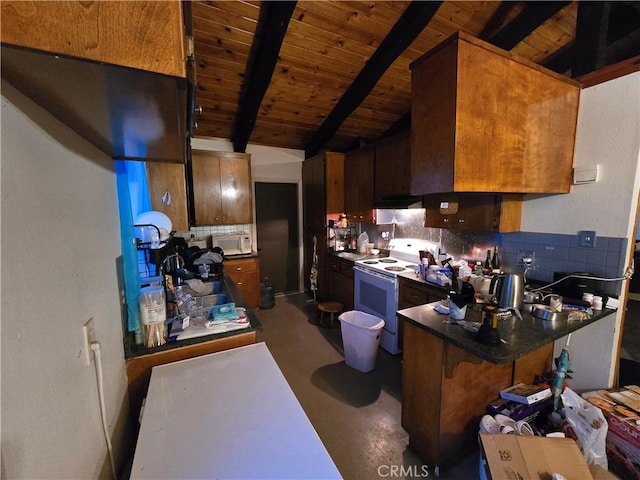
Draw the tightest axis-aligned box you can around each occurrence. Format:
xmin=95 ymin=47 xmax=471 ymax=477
xmin=190 ymin=1 xmax=640 ymax=157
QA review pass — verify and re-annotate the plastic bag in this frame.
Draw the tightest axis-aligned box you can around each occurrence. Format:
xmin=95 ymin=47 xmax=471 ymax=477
xmin=561 ymin=387 xmax=608 ymax=469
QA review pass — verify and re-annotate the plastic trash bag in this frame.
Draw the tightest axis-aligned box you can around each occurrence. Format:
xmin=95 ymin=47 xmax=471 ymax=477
xmin=561 ymin=387 xmax=608 ymax=469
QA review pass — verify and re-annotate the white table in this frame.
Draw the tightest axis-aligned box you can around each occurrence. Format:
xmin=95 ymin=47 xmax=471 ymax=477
xmin=130 ymin=342 xmax=342 ymax=479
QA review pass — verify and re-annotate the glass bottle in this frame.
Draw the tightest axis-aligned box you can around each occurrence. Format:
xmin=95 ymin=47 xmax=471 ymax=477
xmin=483 ymin=249 xmax=491 ymax=272
xmin=491 ymin=246 xmax=500 ymax=273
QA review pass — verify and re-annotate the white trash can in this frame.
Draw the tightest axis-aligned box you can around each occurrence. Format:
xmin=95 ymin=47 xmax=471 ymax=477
xmin=338 ymin=310 xmax=385 ymax=373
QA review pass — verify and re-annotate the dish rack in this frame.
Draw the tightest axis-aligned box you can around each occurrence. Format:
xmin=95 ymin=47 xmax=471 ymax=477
xmin=134 ymin=223 xmax=174 ymax=282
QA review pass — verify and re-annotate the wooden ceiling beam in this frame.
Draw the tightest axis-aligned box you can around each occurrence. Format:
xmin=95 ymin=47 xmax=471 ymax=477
xmin=542 ymin=41 xmax=575 ymax=74
xmin=304 ymin=1 xmax=443 ymax=158
xmin=487 ymin=1 xmax=571 ymax=51
xmin=573 ymin=1 xmax=611 ymax=77
xmin=230 ymin=1 xmax=297 ymax=153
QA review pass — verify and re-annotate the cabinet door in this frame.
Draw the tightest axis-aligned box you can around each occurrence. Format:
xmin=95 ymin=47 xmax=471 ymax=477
xmin=375 ymin=131 xmax=411 ymax=200
xmin=411 ymin=33 xmax=579 ymax=195
xmin=0 ymin=1 xmax=186 ymax=77
xmin=191 ymin=150 xmax=223 ymax=225
xmin=146 ymin=162 xmax=189 ymax=231
xmin=303 ymin=154 xmax=327 ymax=231
xmin=191 ymin=150 xmax=252 ymax=226
xmin=219 ymin=153 xmax=252 ymax=224
xmin=424 ymin=194 xmax=521 ymax=232
xmin=345 ymin=147 xmax=375 ymax=224
xmin=225 ymin=257 xmax=260 ymax=309
xmin=327 ymin=257 xmax=354 ymax=310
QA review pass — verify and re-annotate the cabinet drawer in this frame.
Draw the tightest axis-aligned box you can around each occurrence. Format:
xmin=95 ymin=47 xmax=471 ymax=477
xmin=399 ymin=279 xmax=448 ymax=307
xmin=328 ymin=258 xmax=353 ymax=277
xmin=400 ymin=283 xmax=430 ymax=307
xmin=227 ymin=271 xmax=258 ymax=290
xmin=226 ymin=258 xmax=258 ymax=274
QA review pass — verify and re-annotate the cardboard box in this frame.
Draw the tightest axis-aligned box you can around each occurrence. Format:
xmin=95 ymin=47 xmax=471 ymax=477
xmin=582 ymin=389 xmax=640 ymax=480
xmin=486 ymin=396 xmax=553 ymax=424
xmin=479 ymin=433 xmax=593 ymax=480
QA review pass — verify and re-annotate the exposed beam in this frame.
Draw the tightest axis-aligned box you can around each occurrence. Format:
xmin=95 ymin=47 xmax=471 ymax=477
xmin=573 ymin=1 xmax=611 ymax=77
xmin=478 ymin=2 xmax=523 ymax=41
xmin=231 ymin=1 xmax=297 ymax=153
xmin=542 ymin=41 xmax=575 ymax=74
xmin=304 ymin=1 xmax=442 ymax=158
xmin=488 ymin=1 xmax=571 ymax=51
xmin=382 ymin=111 xmax=411 ymax=138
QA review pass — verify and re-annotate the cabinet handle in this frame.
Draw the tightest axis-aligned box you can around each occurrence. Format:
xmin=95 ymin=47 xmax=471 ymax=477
xmin=443 ymin=218 xmax=449 ymax=223
xmin=235 ymin=267 xmax=242 ymax=271
xmin=236 ymin=282 xmax=244 ymax=286
xmin=459 ymin=219 xmax=465 ymax=223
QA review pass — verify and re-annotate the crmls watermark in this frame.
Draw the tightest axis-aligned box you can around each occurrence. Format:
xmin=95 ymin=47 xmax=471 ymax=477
xmin=377 ymin=464 xmax=430 ymax=478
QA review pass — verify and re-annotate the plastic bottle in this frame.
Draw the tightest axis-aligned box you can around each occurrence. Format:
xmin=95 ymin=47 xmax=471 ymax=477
xmin=260 ymin=277 xmax=275 ymax=310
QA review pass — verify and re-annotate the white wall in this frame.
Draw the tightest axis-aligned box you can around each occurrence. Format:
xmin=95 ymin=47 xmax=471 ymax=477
xmin=523 ymin=72 xmax=640 ymax=390
xmin=1 ymin=81 xmax=132 ymax=478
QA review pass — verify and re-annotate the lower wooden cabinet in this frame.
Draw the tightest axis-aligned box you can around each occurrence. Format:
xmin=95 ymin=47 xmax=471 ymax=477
xmin=225 ymin=257 xmax=260 ymax=309
xmin=398 ymin=277 xmax=448 ymax=347
xmin=327 ymin=256 xmax=354 ymax=311
xmin=126 ymin=331 xmax=256 ymax=419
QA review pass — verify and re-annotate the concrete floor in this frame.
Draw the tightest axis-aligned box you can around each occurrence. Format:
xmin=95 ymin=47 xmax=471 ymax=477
xmin=255 ymin=292 xmax=479 ymax=480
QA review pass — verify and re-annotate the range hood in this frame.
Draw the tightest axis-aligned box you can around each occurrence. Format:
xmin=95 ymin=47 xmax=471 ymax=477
xmin=374 ymin=195 xmax=424 ymax=209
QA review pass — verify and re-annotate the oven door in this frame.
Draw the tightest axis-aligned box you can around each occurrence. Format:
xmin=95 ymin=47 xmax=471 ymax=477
xmin=354 ymin=266 xmax=398 ymax=335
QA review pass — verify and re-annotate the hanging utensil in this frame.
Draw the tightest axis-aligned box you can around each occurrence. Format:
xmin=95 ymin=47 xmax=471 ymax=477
xmin=310 ymin=235 xmax=318 ymax=301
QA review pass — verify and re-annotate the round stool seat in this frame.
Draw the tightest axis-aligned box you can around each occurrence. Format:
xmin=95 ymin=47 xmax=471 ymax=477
xmin=318 ymin=301 xmax=344 ymax=328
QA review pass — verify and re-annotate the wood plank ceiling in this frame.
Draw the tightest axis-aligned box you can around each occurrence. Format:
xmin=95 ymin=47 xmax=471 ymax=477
xmin=191 ymin=1 xmax=640 ymax=157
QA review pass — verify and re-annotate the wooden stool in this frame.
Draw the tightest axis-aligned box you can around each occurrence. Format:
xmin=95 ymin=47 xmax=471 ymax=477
xmin=318 ymin=301 xmax=344 ymax=328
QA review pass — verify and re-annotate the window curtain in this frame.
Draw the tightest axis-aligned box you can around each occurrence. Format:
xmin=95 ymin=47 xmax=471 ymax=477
xmin=115 ymin=160 xmax=151 ymax=332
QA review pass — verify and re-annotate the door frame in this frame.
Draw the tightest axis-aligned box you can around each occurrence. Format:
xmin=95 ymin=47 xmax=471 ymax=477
xmin=252 ymin=176 xmax=304 ymax=293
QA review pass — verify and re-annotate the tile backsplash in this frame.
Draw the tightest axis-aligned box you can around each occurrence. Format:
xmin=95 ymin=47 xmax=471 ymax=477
xmin=364 ymin=209 xmax=628 ymax=296
xmin=502 ymin=231 xmax=627 ymax=296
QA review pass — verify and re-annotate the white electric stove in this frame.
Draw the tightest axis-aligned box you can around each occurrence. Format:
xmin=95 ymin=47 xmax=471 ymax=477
xmin=353 ymin=238 xmax=439 ymax=354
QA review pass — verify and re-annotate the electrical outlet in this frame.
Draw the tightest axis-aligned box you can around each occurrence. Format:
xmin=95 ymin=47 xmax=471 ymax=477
xmin=579 ymin=230 xmax=596 ymax=248
xmin=82 ymin=317 xmax=96 ymax=366
xmin=517 ymin=250 xmax=535 ymax=267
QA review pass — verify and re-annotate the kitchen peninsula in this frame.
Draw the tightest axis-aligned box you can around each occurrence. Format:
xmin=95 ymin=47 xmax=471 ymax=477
xmin=398 ymin=301 xmax=616 ymax=473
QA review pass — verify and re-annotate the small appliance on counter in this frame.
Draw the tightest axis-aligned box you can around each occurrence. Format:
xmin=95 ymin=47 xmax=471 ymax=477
xmin=211 ymin=233 xmax=252 ymax=256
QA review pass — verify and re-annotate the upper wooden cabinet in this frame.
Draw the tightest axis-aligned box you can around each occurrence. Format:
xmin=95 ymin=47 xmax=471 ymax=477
xmin=146 ymin=162 xmax=189 ymax=232
xmin=0 ymin=1 xmax=188 ymax=163
xmin=190 ymin=150 xmax=252 ymax=226
xmin=344 ymin=147 xmax=376 ymax=224
xmin=302 ymin=152 xmax=345 ymax=231
xmin=424 ymin=193 xmax=522 ymax=233
xmin=410 ymin=32 xmax=580 ymax=195
xmin=0 ymin=1 xmax=185 ymax=76
xmin=375 ymin=131 xmax=411 ymax=200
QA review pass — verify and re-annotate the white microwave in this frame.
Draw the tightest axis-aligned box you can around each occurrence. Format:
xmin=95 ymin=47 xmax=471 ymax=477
xmin=211 ymin=233 xmax=252 ymax=256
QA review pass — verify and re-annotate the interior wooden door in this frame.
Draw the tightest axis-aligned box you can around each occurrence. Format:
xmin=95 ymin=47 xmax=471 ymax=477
xmin=255 ymin=182 xmax=300 ymax=294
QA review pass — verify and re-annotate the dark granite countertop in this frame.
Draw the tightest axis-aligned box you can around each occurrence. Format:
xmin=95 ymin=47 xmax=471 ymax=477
xmin=124 ymin=275 xmax=262 ymax=360
xmin=398 ymin=301 xmax=616 ymax=365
